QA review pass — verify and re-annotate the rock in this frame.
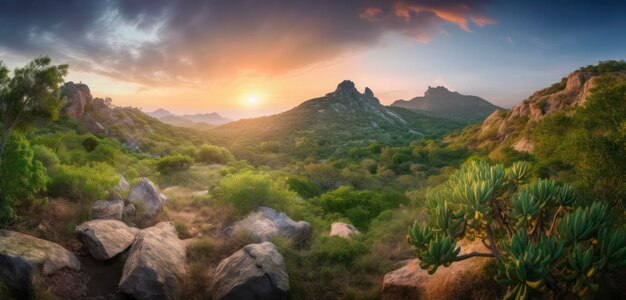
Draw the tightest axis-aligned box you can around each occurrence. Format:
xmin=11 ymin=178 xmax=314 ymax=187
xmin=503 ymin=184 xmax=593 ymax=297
xmin=212 ymin=242 xmax=289 ymax=300
xmin=119 ymin=222 xmax=186 ymax=300
xmin=382 ymin=239 xmax=493 ymax=300
xmin=329 ymin=222 xmax=360 ymax=238
xmin=0 ymin=230 xmax=81 ymax=298
xmin=61 ymin=81 xmax=93 ymax=118
xmin=128 ymin=177 xmax=166 ymax=225
xmin=75 ymin=219 xmax=140 ymax=261
xmin=233 ymin=207 xmax=311 ymax=246
xmin=109 ymin=176 xmax=131 ymax=201
xmin=91 ymin=200 xmax=124 ymax=220
xmin=124 ymin=204 xmax=136 ymax=218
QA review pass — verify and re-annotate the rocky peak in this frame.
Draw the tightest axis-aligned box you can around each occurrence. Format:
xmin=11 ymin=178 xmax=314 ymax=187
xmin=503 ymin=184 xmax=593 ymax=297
xmin=364 ymin=87 xmax=374 ymax=98
xmin=424 ymin=86 xmax=452 ymax=97
xmin=332 ymin=80 xmax=359 ymax=97
xmin=61 ymin=81 xmax=93 ymax=118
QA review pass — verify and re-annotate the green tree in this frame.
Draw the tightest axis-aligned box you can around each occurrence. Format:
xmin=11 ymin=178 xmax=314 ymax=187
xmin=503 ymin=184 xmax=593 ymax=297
xmin=0 ymin=57 xmax=68 ymax=166
xmin=156 ymin=154 xmax=193 ymax=174
xmin=196 ymin=144 xmax=234 ymax=164
xmin=0 ymin=133 xmax=47 ymax=224
xmin=408 ymin=161 xmax=626 ymax=299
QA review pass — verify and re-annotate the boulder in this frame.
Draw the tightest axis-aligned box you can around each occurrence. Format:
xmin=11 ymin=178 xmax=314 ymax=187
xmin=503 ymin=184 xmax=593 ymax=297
xmin=61 ymin=82 xmax=93 ymax=118
xmin=329 ymin=222 xmax=360 ymax=239
xmin=119 ymin=222 xmax=186 ymax=300
xmin=0 ymin=230 xmax=81 ymax=297
xmin=128 ymin=177 xmax=166 ymax=225
xmin=109 ymin=176 xmax=131 ymax=201
xmin=382 ymin=239 xmax=493 ymax=300
xmin=212 ymin=242 xmax=289 ymax=300
xmin=75 ymin=220 xmax=140 ymax=261
xmin=91 ymin=200 xmax=124 ymax=220
xmin=233 ymin=207 xmax=311 ymax=246
xmin=124 ymin=204 xmax=136 ymax=218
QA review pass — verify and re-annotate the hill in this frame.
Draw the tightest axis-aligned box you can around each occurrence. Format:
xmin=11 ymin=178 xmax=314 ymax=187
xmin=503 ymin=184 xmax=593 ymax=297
xmin=147 ymin=109 xmax=231 ymax=127
xmin=391 ymin=86 xmax=500 ymax=123
xmin=209 ymin=80 xmax=463 ymax=161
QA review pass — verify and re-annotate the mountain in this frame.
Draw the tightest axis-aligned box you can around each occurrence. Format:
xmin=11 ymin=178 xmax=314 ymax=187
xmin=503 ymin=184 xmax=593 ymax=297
xmin=391 ymin=86 xmax=501 ymax=123
xmin=147 ymin=109 xmax=231 ymax=127
xmin=210 ymin=80 xmax=463 ymax=159
xmin=450 ymin=60 xmax=626 ymax=154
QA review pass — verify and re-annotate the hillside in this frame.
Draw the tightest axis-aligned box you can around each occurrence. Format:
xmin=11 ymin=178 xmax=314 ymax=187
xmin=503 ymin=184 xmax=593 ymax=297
xmin=450 ymin=60 xmax=626 ymax=155
xmin=391 ymin=86 xmax=500 ymax=123
xmin=210 ymin=80 xmax=463 ymax=159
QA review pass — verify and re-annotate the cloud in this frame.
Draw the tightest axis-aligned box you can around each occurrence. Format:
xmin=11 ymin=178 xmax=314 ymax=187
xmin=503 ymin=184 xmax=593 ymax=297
xmin=0 ymin=0 xmax=494 ymax=86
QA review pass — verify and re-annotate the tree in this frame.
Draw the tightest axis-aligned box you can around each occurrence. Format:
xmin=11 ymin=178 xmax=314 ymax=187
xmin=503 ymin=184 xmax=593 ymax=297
xmin=196 ymin=144 xmax=234 ymax=164
xmin=408 ymin=161 xmax=626 ymax=299
xmin=156 ymin=154 xmax=193 ymax=174
xmin=0 ymin=57 xmax=68 ymax=166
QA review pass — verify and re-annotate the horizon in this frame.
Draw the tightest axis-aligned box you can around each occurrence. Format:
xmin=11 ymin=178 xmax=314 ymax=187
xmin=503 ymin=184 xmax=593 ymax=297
xmin=2 ymin=0 xmax=626 ymax=119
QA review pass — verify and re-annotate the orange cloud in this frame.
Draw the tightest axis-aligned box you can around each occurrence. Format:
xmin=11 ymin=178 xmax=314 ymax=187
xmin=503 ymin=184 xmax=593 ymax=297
xmin=392 ymin=2 xmax=495 ymax=32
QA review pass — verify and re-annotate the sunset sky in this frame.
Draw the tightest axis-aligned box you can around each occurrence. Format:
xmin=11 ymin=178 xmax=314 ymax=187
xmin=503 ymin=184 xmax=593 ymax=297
xmin=1 ymin=0 xmax=625 ymax=119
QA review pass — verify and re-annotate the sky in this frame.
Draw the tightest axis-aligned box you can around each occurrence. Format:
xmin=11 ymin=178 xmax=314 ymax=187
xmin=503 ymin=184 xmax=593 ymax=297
xmin=1 ymin=0 xmax=625 ymax=119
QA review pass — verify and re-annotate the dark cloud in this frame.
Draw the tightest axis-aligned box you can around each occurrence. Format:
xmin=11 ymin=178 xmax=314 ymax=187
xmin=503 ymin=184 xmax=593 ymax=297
xmin=0 ymin=0 xmax=493 ymax=85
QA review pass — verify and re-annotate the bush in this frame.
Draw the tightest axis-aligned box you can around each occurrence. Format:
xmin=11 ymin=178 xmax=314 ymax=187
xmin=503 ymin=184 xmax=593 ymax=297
xmin=82 ymin=136 xmax=99 ymax=152
xmin=157 ymin=154 xmax=193 ymax=174
xmin=0 ymin=134 xmax=48 ymax=224
xmin=214 ymin=171 xmax=298 ymax=215
xmin=196 ymin=144 xmax=234 ymax=164
xmin=48 ymin=162 xmax=118 ymax=202
xmin=286 ymin=175 xmax=322 ymax=198
xmin=32 ymin=145 xmax=60 ymax=168
xmin=310 ymin=236 xmax=367 ymax=265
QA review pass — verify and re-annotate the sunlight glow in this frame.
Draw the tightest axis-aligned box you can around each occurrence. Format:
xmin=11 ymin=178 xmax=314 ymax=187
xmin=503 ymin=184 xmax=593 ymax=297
xmin=245 ymin=95 xmax=259 ymax=106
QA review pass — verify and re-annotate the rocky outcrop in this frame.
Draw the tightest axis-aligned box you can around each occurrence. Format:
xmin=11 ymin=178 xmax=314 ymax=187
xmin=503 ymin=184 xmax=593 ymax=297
xmin=128 ymin=177 xmax=166 ymax=226
xmin=108 ymin=176 xmax=131 ymax=201
xmin=329 ymin=222 xmax=360 ymax=239
xmin=91 ymin=200 xmax=124 ymax=220
xmin=0 ymin=230 xmax=82 ymax=298
xmin=61 ymin=82 xmax=93 ymax=118
xmin=75 ymin=220 xmax=140 ymax=261
xmin=382 ymin=239 xmax=493 ymax=300
xmin=212 ymin=242 xmax=289 ymax=300
xmin=232 ymin=207 xmax=311 ymax=246
xmin=119 ymin=222 xmax=186 ymax=300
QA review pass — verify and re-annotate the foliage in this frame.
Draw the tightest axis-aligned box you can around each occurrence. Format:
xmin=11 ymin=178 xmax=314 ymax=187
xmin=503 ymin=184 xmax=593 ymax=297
xmin=48 ymin=162 xmax=118 ymax=202
xmin=0 ymin=133 xmax=47 ymax=225
xmin=213 ymin=171 xmax=299 ymax=215
xmin=82 ymin=135 xmax=99 ymax=152
xmin=310 ymin=236 xmax=367 ymax=265
xmin=408 ymin=160 xmax=626 ymax=299
xmin=196 ymin=144 xmax=234 ymax=164
xmin=156 ymin=154 xmax=193 ymax=174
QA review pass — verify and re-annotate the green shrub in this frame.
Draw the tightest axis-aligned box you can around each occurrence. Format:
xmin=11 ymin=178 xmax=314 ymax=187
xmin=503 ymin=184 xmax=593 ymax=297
xmin=197 ymin=144 xmax=234 ymax=164
xmin=82 ymin=135 xmax=99 ymax=152
xmin=32 ymin=144 xmax=60 ymax=169
xmin=48 ymin=162 xmax=118 ymax=201
xmin=286 ymin=175 xmax=322 ymax=198
xmin=310 ymin=236 xmax=367 ymax=265
xmin=157 ymin=154 xmax=193 ymax=174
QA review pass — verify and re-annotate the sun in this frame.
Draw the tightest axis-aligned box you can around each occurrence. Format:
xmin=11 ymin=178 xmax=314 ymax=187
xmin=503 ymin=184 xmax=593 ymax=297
xmin=245 ymin=95 xmax=259 ymax=106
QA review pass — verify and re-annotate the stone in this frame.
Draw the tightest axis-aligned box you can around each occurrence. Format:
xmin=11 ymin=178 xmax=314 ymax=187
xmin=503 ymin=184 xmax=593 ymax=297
xmin=0 ymin=230 xmax=81 ymax=298
xmin=382 ymin=239 xmax=493 ymax=300
xmin=61 ymin=82 xmax=93 ymax=118
xmin=75 ymin=219 xmax=140 ymax=261
xmin=233 ymin=207 xmax=311 ymax=246
xmin=108 ymin=176 xmax=131 ymax=201
xmin=124 ymin=204 xmax=136 ymax=218
xmin=119 ymin=222 xmax=186 ymax=300
xmin=128 ymin=177 xmax=166 ymax=225
xmin=212 ymin=242 xmax=289 ymax=300
xmin=91 ymin=200 xmax=124 ymax=220
xmin=329 ymin=222 xmax=360 ymax=239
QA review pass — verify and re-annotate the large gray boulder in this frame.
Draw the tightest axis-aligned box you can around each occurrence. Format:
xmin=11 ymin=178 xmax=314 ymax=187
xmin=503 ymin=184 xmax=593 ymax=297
xmin=330 ymin=222 xmax=361 ymax=239
xmin=108 ymin=176 xmax=131 ymax=201
xmin=119 ymin=222 xmax=186 ymax=300
xmin=91 ymin=200 xmax=124 ymax=220
xmin=61 ymin=81 xmax=93 ymax=118
xmin=0 ymin=230 xmax=81 ymax=298
xmin=128 ymin=177 xmax=166 ymax=225
xmin=75 ymin=219 xmax=140 ymax=261
xmin=212 ymin=242 xmax=289 ymax=300
xmin=233 ymin=207 xmax=311 ymax=246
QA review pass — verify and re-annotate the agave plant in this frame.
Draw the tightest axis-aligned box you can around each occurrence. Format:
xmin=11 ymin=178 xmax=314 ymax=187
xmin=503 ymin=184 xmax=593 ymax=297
xmin=407 ymin=160 xmax=626 ymax=299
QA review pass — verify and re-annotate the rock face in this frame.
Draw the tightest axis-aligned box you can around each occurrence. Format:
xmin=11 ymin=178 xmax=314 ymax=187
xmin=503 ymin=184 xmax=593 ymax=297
xmin=212 ymin=242 xmax=289 ymax=300
xmin=91 ymin=200 xmax=125 ymax=220
xmin=233 ymin=207 xmax=311 ymax=246
xmin=382 ymin=239 xmax=493 ymax=300
xmin=109 ymin=176 xmax=131 ymax=201
xmin=128 ymin=177 xmax=166 ymax=225
xmin=75 ymin=220 xmax=140 ymax=261
xmin=61 ymin=82 xmax=93 ymax=118
xmin=329 ymin=222 xmax=360 ymax=238
xmin=119 ymin=222 xmax=186 ymax=300
xmin=0 ymin=230 xmax=81 ymax=298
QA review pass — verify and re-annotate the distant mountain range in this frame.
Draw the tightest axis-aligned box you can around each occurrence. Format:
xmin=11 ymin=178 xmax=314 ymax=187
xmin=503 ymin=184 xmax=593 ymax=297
xmin=391 ymin=86 xmax=501 ymax=123
xmin=210 ymin=80 xmax=463 ymax=156
xmin=146 ymin=109 xmax=231 ymax=127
